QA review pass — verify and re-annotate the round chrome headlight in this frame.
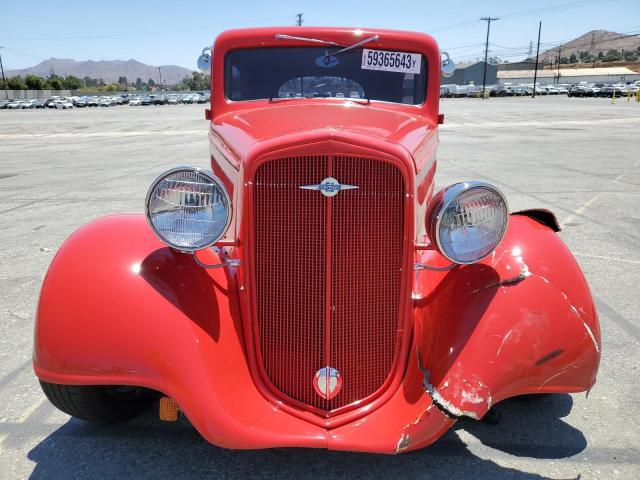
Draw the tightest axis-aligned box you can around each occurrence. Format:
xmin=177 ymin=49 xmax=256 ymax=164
xmin=431 ymin=182 xmax=508 ymax=264
xmin=145 ymin=167 xmax=231 ymax=251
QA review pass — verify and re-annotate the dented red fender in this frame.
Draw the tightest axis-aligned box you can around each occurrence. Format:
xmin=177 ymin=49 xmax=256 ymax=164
xmin=34 ymin=213 xmax=599 ymax=453
xmin=413 ymin=214 xmax=601 ymax=421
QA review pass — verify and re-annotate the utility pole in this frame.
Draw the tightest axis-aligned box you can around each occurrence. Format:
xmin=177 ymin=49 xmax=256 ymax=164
xmin=296 ymin=13 xmax=303 ymax=26
xmin=0 ymin=47 xmax=8 ymax=100
xmin=532 ymin=21 xmax=542 ymax=99
xmin=480 ymin=17 xmax=499 ymax=99
xmin=556 ymin=46 xmax=561 ymax=84
xmin=158 ymin=67 xmax=162 ymax=92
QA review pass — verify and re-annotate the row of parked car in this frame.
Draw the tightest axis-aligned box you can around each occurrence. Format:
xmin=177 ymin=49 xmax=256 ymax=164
xmin=0 ymin=92 xmax=211 ymax=110
xmin=566 ymin=83 xmax=640 ymax=97
xmin=441 ymin=81 xmax=640 ymax=98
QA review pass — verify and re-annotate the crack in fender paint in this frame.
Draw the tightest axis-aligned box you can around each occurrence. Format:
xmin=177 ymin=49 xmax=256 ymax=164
xmin=471 ymin=265 xmax=531 ymax=294
xmin=395 ymin=404 xmax=435 ymax=453
xmin=416 ymin=350 xmax=491 ymax=420
xmin=495 ymin=253 xmax=600 ymax=355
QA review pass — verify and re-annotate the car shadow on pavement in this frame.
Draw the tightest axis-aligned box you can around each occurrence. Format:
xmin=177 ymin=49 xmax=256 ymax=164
xmin=27 ymin=394 xmax=585 ymax=480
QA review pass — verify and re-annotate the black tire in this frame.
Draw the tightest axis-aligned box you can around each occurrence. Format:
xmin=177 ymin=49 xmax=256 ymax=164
xmin=40 ymin=381 xmax=156 ymax=423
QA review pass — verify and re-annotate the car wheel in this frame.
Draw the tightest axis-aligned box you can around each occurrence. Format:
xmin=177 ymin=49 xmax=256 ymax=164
xmin=39 ymin=380 xmax=156 ymax=423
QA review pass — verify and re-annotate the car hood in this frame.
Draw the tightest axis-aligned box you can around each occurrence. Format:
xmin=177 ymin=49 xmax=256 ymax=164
xmin=211 ymin=102 xmax=435 ymax=161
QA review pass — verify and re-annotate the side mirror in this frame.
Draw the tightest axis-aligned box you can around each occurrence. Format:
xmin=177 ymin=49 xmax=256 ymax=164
xmin=197 ymin=47 xmax=211 ymax=72
xmin=441 ymin=52 xmax=456 ymax=78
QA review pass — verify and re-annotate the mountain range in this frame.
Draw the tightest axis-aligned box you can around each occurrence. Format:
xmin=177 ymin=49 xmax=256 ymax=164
xmin=538 ymin=30 xmax=640 ymax=62
xmin=6 ymin=58 xmax=195 ymax=84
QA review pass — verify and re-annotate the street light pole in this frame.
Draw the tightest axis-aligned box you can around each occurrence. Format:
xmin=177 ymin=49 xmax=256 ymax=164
xmin=480 ymin=17 xmax=499 ymax=99
xmin=0 ymin=47 xmax=8 ymax=100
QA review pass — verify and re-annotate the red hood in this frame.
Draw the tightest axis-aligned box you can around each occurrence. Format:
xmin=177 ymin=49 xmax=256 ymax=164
xmin=210 ymin=102 xmax=436 ymax=165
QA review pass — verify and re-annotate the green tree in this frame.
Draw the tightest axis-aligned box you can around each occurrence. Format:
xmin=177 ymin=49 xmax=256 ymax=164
xmin=63 ymin=75 xmax=83 ymax=90
xmin=179 ymin=72 xmax=210 ymax=91
xmin=135 ymin=77 xmax=143 ymax=89
xmin=83 ymin=76 xmax=98 ymax=87
xmin=7 ymin=75 xmax=27 ymax=90
xmin=148 ymin=78 xmax=155 ymax=86
xmin=603 ymin=49 xmax=622 ymax=62
xmin=578 ymin=51 xmax=593 ymax=62
xmin=48 ymin=76 xmax=64 ymax=90
xmin=25 ymin=74 xmax=46 ymax=90
xmin=569 ymin=53 xmax=577 ymax=63
xmin=117 ymin=76 xmax=128 ymax=86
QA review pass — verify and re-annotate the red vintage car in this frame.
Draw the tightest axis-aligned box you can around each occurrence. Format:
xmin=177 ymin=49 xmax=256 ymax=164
xmin=34 ymin=27 xmax=600 ymax=454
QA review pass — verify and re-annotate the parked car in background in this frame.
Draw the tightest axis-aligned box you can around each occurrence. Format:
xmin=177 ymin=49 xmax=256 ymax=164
xmin=153 ymin=94 xmax=167 ymax=105
xmin=568 ymin=85 xmax=596 ymax=97
xmin=129 ymin=97 xmax=142 ymax=106
xmin=596 ymin=85 xmax=626 ymax=98
xmin=73 ymin=98 xmax=87 ymax=108
xmin=141 ymin=96 xmax=152 ymax=105
xmin=6 ymin=100 xmax=22 ymax=109
xmin=52 ymin=100 xmax=74 ymax=109
xmin=98 ymin=97 xmax=112 ymax=107
xmin=166 ymin=94 xmax=179 ymax=105
xmin=86 ymin=97 xmax=99 ymax=107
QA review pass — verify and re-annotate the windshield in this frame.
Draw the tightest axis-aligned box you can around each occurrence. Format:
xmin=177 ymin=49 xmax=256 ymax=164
xmin=224 ymin=47 xmax=427 ymax=105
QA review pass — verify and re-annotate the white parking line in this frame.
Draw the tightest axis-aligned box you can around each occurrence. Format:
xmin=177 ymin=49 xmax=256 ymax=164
xmin=0 ymin=129 xmax=205 ymax=140
xmin=559 ymin=194 xmax=599 ymax=228
xmin=442 ymin=117 xmax=640 ymax=129
xmin=614 ymin=173 xmax=626 ymax=183
xmin=17 ymin=397 xmax=46 ymax=424
xmin=573 ymin=253 xmax=640 ymax=265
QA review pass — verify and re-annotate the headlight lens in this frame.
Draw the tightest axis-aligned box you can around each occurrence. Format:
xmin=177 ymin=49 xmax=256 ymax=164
xmin=433 ymin=182 xmax=508 ymax=264
xmin=146 ymin=167 xmax=231 ymax=251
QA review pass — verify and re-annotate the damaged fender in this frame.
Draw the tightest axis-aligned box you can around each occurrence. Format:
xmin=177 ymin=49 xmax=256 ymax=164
xmin=413 ymin=214 xmax=600 ymax=420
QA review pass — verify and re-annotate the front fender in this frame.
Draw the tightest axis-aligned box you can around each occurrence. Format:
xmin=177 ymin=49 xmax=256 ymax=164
xmin=413 ymin=214 xmax=601 ymax=419
xmin=34 ymin=214 xmax=327 ymax=449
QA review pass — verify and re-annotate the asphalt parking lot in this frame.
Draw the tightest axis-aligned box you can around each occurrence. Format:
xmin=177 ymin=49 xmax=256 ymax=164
xmin=1 ymin=96 xmax=638 ymax=479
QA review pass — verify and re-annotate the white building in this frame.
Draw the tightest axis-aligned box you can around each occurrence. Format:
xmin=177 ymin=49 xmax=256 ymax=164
xmin=497 ymin=67 xmax=640 ymax=85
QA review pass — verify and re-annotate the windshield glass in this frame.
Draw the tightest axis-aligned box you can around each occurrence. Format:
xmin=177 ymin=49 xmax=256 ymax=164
xmin=225 ymin=47 xmax=427 ymax=105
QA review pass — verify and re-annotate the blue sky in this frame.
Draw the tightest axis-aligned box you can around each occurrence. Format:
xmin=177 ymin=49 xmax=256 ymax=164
xmin=1 ymin=0 xmax=638 ymax=70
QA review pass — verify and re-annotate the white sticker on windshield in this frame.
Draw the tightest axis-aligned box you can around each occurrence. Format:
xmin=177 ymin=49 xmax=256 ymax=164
xmin=361 ymin=49 xmax=422 ymax=74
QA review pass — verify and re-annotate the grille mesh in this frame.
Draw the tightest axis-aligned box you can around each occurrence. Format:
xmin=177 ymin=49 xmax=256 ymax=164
xmin=254 ymin=155 xmax=404 ymax=412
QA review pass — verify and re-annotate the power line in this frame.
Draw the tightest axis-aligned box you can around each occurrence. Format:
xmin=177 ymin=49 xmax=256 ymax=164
xmin=498 ymin=0 xmax=621 ymax=20
xmin=452 ymin=30 xmax=640 ymax=62
xmin=428 ymin=0 xmax=621 ymax=33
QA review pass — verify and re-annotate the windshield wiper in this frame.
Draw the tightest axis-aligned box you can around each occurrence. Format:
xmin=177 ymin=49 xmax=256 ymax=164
xmin=275 ymin=34 xmax=339 ymax=46
xmin=268 ymin=96 xmax=371 ymax=104
xmin=268 ymin=96 xmax=308 ymax=102
xmin=324 ymin=35 xmax=379 ymax=58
